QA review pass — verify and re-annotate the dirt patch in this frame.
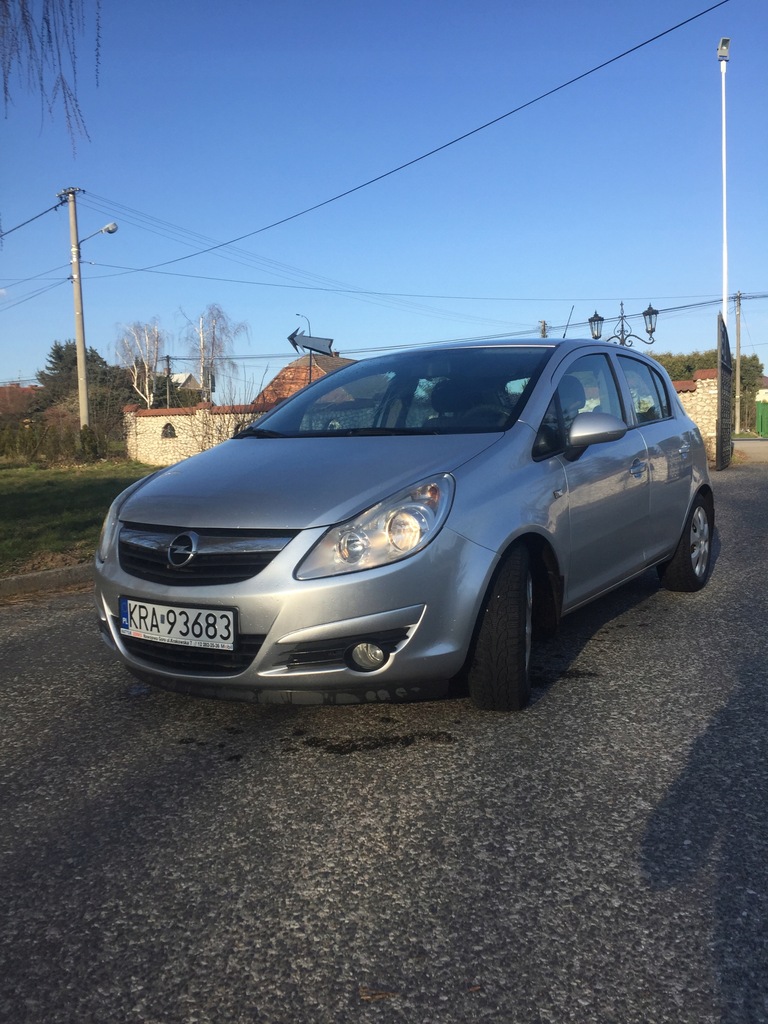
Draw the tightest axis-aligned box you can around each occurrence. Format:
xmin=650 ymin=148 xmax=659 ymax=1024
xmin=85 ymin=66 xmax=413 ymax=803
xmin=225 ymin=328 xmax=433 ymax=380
xmin=1 ymin=545 xmax=91 ymax=579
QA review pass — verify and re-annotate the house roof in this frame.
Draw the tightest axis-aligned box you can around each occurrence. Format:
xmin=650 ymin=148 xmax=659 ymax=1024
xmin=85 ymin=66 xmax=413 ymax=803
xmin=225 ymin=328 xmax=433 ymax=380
xmin=672 ymin=369 xmax=718 ymax=393
xmin=253 ymin=353 xmax=355 ymax=407
xmin=169 ymin=372 xmax=201 ymax=389
xmin=0 ymin=383 xmax=39 ymax=414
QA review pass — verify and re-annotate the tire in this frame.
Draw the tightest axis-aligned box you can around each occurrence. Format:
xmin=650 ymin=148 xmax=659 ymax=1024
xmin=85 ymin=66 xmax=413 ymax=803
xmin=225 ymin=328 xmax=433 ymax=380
xmin=657 ymin=493 xmax=713 ymax=592
xmin=467 ymin=544 xmax=533 ymax=712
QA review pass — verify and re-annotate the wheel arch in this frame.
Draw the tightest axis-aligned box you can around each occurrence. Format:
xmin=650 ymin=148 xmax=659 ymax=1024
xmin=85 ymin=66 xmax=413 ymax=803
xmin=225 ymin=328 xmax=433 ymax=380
xmin=475 ymin=531 xmax=563 ymax=640
xmin=697 ymin=483 xmax=715 ymax=527
xmin=521 ymin=532 xmax=563 ymax=638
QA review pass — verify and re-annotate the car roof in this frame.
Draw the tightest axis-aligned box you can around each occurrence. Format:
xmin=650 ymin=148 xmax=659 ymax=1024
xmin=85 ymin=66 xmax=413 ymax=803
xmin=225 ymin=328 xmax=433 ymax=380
xmin=405 ymin=337 xmax=662 ymax=366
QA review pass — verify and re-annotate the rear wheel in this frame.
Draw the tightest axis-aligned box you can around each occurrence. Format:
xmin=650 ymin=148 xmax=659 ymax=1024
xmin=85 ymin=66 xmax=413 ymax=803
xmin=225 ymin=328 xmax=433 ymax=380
xmin=657 ymin=493 xmax=713 ymax=592
xmin=467 ymin=544 xmax=533 ymax=712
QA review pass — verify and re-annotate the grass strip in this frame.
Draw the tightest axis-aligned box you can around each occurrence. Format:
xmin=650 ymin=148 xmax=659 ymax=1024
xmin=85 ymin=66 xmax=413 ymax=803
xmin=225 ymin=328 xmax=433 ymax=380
xmin=0 ymin=461 xmax=156 ymax=576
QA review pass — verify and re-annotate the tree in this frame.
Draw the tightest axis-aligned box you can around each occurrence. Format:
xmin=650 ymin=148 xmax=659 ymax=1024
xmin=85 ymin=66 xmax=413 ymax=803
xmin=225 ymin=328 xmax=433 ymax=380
xmin=116 ymin=321 xmax=165 ymax=409
xmin=181 ymin=303 xmax=247 ymax=404
xmin=36 ymin=338 xmax=133 ymax=433
xmin=0 ymin=0 xmax=100 ymax=141
xmin=654 ymin=348 xmax=765 ymax=433
xmin=34 ymin=338 xmax=108 ymax=408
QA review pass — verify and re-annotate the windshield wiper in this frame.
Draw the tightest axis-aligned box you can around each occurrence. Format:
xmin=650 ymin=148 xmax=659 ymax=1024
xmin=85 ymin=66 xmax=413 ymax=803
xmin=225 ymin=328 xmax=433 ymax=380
xmin=234 ymin=427 xmax=286 ymax=439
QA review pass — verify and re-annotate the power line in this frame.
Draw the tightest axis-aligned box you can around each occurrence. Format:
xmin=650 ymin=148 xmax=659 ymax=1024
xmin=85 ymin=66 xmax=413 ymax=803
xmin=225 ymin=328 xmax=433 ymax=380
xmin=76 ymin=196 xmax=517 ymax=327
xmin=126 ymin=1 xmax=731 ymax=275
xmin=0 ymin=279 xmax=68 ymax=311
xmin=0 ymin=3 xmax=736 ymax=335
xmin=0 ymin=265 xmax=71 ymax=290
xmin=0 ymin=201 xmax=65 ymax=241
xmin=82 ymin=260 xmax=768 ymax=313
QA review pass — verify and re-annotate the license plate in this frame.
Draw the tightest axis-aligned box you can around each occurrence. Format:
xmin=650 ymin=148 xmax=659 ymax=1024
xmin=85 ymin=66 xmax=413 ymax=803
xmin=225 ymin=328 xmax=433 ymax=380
xmin=119 ymin=597 xmax=236 ymax=651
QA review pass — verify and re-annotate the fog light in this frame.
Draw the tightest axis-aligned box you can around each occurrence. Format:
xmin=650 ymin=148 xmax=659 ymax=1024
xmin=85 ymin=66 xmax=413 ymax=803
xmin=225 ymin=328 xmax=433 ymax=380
xmin=349 ymin=642 xmax=387 ymax=672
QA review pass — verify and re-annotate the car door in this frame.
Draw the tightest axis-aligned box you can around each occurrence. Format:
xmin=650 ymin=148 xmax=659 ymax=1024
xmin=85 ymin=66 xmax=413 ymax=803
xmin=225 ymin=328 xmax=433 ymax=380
xmin=616 ymin=354 xmax=694 ymax=561
xmin=534 ymin=352 xmax=651 ymax=609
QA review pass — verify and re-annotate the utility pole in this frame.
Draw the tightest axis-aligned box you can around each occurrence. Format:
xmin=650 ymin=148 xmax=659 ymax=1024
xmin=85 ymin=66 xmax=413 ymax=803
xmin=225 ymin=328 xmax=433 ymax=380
xmin=735 ymin=291 xmax=742 ymax=434
xmin=210 ymin=316 xmax=217 ymax=399
xmin=199 ymin=317 xmax=206 ymax=401
xmin=59 ymin=187 xmax=90 ymax=429
xmin=165 ymin=354 xmax=172 ymax=408
xmin=539 ymin=321 xmax=549 ymax=338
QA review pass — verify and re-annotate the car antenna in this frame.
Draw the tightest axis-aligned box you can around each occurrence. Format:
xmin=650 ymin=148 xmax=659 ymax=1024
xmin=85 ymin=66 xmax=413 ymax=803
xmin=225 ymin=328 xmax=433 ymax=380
xmin=562 ymin=306 xmax=574 ymax=338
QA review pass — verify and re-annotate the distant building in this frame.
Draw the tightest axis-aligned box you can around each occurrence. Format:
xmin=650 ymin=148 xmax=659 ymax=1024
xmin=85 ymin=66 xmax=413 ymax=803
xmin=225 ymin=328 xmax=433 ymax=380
xmin=0 ymin=382 xmax=39 ymax=418
xmin=168 ymin=372 xmax=201 ymax=391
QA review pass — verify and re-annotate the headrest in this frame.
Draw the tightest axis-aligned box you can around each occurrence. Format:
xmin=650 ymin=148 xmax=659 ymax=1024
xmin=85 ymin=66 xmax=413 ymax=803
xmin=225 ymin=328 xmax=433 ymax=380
xmin=559 ymin=374 xmax=586 ymax=411
xmin=431 ymin=379 xmax=473 ymax=415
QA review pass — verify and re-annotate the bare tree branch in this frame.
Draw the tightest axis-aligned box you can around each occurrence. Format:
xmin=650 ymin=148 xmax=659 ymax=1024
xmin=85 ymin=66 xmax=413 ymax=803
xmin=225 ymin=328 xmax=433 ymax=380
xmin=1 ymin=0 xmax=100 ymax=142
xmin=182 ymin=303 xmax=249 ymax=405
xmin=116 ymin=320 xmax=165 ymax=409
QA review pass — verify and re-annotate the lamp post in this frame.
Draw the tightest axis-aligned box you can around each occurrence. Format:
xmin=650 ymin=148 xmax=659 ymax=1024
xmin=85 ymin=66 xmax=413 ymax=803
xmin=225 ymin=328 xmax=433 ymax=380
xmin=58 ymin=187 xmax=118 ymax=429
xmin=718 ymin=38 xmax=730 ymax=339
xmin=588 ymin=302 xmax=658 ymax=346
xmin=718 ymin=37 xmax=738 ymax=432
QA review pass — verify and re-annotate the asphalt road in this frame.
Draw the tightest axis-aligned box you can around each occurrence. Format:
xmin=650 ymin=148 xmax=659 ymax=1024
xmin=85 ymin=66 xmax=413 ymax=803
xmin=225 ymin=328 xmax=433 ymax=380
xmin=1 ymin=464 xmax=766 ymax=1024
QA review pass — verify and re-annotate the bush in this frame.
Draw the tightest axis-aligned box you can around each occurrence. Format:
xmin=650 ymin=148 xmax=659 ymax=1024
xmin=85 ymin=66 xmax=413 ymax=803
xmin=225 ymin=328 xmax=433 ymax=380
xmin=79 ymin=425 xmax=99 ymax=461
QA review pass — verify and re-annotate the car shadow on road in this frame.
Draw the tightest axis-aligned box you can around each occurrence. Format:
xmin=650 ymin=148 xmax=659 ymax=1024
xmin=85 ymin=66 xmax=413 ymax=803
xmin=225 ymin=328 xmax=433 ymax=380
xmin=525 ymin=524 xmax=723 ymax=707
xmin=639 ymin=652 xmax=768 ymax=1023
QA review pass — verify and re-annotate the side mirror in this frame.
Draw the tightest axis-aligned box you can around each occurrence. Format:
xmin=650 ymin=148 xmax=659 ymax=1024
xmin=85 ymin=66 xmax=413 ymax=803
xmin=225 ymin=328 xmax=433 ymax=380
xmin=566 ymin=412 xmax=628 ymax=459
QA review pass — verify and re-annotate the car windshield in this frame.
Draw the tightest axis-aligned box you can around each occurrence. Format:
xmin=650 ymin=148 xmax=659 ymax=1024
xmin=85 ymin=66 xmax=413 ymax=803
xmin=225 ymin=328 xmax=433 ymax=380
xmin=237 ymin=346 xmax=552 ymax=437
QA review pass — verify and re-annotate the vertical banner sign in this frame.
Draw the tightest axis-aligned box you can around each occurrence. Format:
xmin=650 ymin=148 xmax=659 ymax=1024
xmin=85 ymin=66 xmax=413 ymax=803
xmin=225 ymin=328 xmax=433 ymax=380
xmin=716 ymin=313 xmax=733 ymax=471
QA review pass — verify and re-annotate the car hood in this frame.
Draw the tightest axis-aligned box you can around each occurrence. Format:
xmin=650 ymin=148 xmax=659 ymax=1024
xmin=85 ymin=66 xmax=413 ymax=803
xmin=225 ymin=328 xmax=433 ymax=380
xmin=121 ymin=433 xmax=503 ymax=530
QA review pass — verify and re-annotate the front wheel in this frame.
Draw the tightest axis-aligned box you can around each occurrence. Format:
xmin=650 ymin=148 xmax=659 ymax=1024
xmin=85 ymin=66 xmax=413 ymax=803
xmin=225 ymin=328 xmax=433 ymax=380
xmin=657 ymin=493 xmax=713 ymax=592
xmin=467 ymin=544 xmax=533 ymax=712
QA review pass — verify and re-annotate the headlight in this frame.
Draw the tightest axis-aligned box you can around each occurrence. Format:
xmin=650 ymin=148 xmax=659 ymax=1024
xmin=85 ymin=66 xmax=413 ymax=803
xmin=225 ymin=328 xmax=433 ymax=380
xmin=96 ymin=476 xmax=153 ymax=563
xmin=296 ymin=475 xmax=455 ymax=580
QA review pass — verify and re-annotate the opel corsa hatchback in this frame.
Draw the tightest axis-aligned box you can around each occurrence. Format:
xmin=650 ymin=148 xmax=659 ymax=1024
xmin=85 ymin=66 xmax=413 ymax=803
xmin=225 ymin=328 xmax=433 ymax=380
xmin=95 ymin=339 xmax=714 ymax=711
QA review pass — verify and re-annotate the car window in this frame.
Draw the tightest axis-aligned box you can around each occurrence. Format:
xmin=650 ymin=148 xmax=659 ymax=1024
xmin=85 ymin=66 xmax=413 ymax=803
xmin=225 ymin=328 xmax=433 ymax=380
xmin=618 ymin=357 xmax=671 ymax=424
xmin=244 ymin=346 xmax=552 ymax=436
xmin=533 ymin=353 xmax=623 ymax=458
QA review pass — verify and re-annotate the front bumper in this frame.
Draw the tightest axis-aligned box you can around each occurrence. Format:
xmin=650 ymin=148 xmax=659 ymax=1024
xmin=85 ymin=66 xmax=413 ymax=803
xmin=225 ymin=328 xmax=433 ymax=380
xmin=94 ymin=525 xmax=494 ymax=703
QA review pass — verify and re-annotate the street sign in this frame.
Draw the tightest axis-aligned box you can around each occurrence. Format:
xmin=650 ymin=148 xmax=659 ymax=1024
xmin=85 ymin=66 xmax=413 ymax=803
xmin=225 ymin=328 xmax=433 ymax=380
xmin=287 ymin=329 xmax=334 ymax=356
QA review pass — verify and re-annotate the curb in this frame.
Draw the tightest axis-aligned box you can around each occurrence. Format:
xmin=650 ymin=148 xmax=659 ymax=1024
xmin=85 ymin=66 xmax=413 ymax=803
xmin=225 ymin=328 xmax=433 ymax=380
xmin=0 ymin=563 xmax=94 ymax=599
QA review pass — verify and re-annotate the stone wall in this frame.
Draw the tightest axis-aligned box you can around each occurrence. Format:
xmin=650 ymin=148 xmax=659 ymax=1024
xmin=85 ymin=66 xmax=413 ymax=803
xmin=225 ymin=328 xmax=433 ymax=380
xmin=124 ymin=403 xmax=269 ymax=466
xmin=672 ymin=370 xmax=719 ymax=462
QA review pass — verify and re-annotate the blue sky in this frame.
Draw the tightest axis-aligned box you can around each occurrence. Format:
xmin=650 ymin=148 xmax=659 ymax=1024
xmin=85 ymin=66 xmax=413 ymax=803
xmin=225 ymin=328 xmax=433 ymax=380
xmin=1 ymin=0 xmax=765 ymax=397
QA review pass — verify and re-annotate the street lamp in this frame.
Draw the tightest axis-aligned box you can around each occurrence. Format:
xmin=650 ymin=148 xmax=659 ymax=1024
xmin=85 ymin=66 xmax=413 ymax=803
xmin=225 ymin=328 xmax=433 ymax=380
xmin=58 ymin=186 xmax=118 ymax=429
xmin=588 ymin=302 xmax=658 ymax=346
xmin=718 ymin=37 xmax=738 ymax=431
xmin=718 ymin=36 xmax=730 ymax=334
xmin=80 ymin=223 xmax=118 ymax=245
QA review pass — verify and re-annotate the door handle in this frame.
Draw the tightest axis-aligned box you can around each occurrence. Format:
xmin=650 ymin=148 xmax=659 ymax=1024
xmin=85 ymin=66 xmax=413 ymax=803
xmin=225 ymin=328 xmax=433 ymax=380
xmin=630 ymin=459 xmax=647 ymax=478
xmin=679 ymin=443 xmax=691 ymax=456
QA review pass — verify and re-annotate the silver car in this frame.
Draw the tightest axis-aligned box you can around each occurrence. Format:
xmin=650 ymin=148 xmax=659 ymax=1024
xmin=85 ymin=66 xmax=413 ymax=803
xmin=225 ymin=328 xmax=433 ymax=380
xmin=94 ymin=338 xmax=714 ymax=712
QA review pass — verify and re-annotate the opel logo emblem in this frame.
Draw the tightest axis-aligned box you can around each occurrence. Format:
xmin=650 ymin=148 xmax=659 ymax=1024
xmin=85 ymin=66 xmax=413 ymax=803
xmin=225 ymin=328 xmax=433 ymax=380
xmin=168 ymin=532 xmax=198 ymax=569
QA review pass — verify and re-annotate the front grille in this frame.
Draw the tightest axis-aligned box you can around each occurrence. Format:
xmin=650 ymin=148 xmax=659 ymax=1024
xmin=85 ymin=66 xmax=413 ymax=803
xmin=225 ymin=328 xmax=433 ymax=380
xmin=119 ymin=523 xmax=297 ymax=586
xmin=116 ymin=620 xmax=265 ymax=675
